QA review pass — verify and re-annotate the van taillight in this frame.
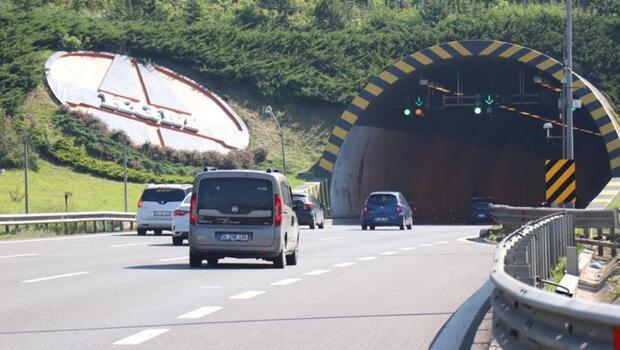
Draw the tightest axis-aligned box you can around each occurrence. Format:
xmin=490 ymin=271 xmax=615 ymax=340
xmin=396 ymin=205 xmax=402 ymax=213
xmin=137 ymin=198 xmax=143 ymax=208
xmin=362 ymin=205 xmax=368 ymax=214
xmin=189 ymin=192 xmax=197 ymax=225
xmin=305 ymin=203 xmax=314 ymax=210
xmin=274 ymin=194 xmax=283 ymax=226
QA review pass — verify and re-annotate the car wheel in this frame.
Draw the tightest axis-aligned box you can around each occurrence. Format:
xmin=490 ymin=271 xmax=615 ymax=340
xmin=399 ymin=218 xmax=405 ymax=230
xmin=172 ymin=236 xmax=182 ymax=245
xmin=137 ymin=229 xmax=146 ymax=236
xmin=273 ymin=248 xmax=286 ymax=269
xmin=407 ymin=223 xmax=413 ymax=230
xmin=318 ymin=220 xmax=325 ymax=229
xmin=206 ymin=258 xmax=219 ymax=265
xmin=286 ymin=245 xmax=298 ymax=266
xmin=362 ymin=225 xmax=367 ymax=230
xmin=309 ymin=220 xmax=316 ymax=230
xmin=370 ymin=225 xmax=375 ymax=230
xmin=189 ymin=253 xmax=202 ymax=267
xmin=154 ymin=229 xmax=163 ymax=235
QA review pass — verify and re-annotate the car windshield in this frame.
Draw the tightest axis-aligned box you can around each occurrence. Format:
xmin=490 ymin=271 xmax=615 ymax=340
xmin=141 ymin=188 xmax=186 ymax=203
xmin=293 ymin=194 xmax=307 ymax=201
xmin=198 ymin=178 xmax=273 ymax=214
xmin=367 ymin=194 xmax=397 ymax=205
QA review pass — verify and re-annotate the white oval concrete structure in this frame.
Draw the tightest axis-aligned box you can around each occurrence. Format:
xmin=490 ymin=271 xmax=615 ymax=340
xmin=45 ymin=51 xmax=249 ymax=153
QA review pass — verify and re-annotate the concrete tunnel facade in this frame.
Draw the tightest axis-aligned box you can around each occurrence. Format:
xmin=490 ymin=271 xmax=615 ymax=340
xmin=316 ymin=40 xmax=620 ymax=222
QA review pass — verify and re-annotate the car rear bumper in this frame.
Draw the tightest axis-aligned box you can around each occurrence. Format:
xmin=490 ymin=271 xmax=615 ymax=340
xmin=189 ymin=227 xmax=282 ymax=258
xmin=296 ymin=211 xmax=315 ymax=225
xmin=361 ymin=214 xmax=405 ymax=226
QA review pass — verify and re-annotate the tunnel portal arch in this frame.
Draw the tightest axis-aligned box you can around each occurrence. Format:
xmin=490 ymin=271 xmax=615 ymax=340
xmin=317 ymin=40 xmax=620 ymax=219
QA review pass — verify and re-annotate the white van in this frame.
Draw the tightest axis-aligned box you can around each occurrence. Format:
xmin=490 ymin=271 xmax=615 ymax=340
xmin=136 ymin=184 xmax=193 ymax=235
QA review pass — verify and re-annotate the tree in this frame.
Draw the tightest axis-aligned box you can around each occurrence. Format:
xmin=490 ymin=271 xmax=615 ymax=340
xmin=182 ymin=0 xmax=203 ymax=24
xmin=258 ymin=0 xmax=296 ymax=24
xmin=314 ymin=0 xmax=349 ymax=29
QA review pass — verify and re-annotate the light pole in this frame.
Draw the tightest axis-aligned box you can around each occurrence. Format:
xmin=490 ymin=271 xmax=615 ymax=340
xmin=563 ymin=0 xmax=574 ymax=160
xmin=123 ymin=142 xmax=128 ymax=212
xmin=21 ymin=136 xmax=30 ymax=214
xmin=263 ymin=105 xmax=287 ymax=175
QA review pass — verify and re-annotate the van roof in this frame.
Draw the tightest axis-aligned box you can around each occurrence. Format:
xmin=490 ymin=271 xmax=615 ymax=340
xmin=145 ymin=183 xmax=193 ymax=189
xmin=195 ymin=169 xmax=287 ymax=182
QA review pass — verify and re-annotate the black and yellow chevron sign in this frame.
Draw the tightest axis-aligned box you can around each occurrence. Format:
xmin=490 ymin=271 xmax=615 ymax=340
xmin=545 ymin=159 xmax=576 ymax=204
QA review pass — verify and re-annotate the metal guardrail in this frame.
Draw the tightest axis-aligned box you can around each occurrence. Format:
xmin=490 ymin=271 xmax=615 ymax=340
xmin=490 ymin=204 xmax=619 ymax=232
xmin=0 ymin=212 xmax=136 ymax=234
xmin=491 ymin=213 xmax=620 ymax=349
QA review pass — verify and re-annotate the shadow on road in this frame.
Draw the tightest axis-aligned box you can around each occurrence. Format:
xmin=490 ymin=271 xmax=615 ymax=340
xmin=0 ymin=311 xmax=455 ymax=336
xmin=125 ymin=262 xmax=276 ymax=270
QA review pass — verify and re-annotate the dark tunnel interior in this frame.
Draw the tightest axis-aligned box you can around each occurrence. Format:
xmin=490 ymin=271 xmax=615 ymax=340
xmin=332 ymin=58 xmax=610 ymax=223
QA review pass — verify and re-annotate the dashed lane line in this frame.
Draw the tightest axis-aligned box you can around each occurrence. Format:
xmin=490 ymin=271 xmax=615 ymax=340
xmin=305 ymin=269 xmax=330 ymax=276
xmin=320 ymin=236 xmax=343 ymax=241
xmin=271 ymin=278 xmax=302 ymax=286
xmin=333 ymin=262 xmax=356 ymax=268
xmin=113 ymin=329 xmax=170 ymax=345
xmin=177 ymin=306 xmax=223 ymax=319
xmin=0 ymin=253 xmax=38 ymax=259
xmin=22 ymin=271 xmax=91 ymax=284
xmin=229 ymin=290 xmax=266 ymax=300
xmin=399 ymin=247 xmax=416 ymax=251
xmin=380 ymin=251 xmax=397 ymax=256
xmin=358 ymin=256 xmax=377 ymax=261
xmin=418 ymin=243 xmax=434 ymax=247
xmin=158 ymin=256 xmax=186 ymax=262
xmin=434 ymin=241 xmax=450 ymax=245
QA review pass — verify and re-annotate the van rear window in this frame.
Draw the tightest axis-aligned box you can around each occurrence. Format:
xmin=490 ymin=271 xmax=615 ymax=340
xmin=198 ymin=178 xmax=273 ymax=214
xmin=141 ymin=188 xmax=186 ymax=203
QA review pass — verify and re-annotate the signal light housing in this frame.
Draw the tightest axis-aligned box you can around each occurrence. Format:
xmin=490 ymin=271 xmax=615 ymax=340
xmin=189 ymin=192 xmax=197 ymax=225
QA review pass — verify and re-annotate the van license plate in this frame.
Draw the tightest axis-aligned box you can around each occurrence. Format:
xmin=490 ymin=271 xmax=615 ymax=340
xmin=217 ymin=233 xmax=250 ymax=241
xmin=154 ymin=211 xmax=171 ymax=216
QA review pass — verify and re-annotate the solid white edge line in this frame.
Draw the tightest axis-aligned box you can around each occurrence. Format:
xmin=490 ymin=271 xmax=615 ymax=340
xmin=22 ymin=271 xmax=91 ymax=284
xmin=305 ymin=269 xmax=330 ymax=276
xmin=333 ymin=262 xmax=356 ymax=268
xmin=0 ymin=233 xmax=122 ymax=244
xmin=109 ymin=242 xmax=151 ymax=248
xmin=0 ymin=253 xmax=38 ymax=259
xmin=270 ymin=278 xmax=301 ymax=286
xmin=229 ymin=290 xmax=266 ymax=299
xmin=113 ymin=329 xmax=170 ymax=345
xmin=177 ymin=306 xmax=223 ymax=319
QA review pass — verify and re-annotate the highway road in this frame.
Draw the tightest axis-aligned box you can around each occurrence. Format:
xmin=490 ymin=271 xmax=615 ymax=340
xmin=0 ymin=225 xmax=494 ymax=350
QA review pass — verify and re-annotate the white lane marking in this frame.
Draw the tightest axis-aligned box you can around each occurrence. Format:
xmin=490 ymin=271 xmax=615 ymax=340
xmin=457 ymin=235 xmax=477 ymax=244
xmin=418 ymin=243 xmax=434 ymax=247
xmin=177 ymin=306 xmax=222 ymax=319
xmin=380 ymin=251 xmax=397 ymax=256
xmin=113 ymin=329 xmax=169 ymax=345
xmin=358 ymin=256 xmax=377 ymax=261
xmin=0 ymin=253 xmax=38 ymax=259
xmin=320 ymin=236 xmax=343 ymax=241
xmin=158 ymin=256 xmax=186 ymax=262
xmin=305 ymin=269 xmax=330 ymax=276
xmin=200 ymin=286 xmax=222 ymax=289
xmin=0 ymin=233 xmax=121 ymax=244
xmin=271 ymin=278 xmax=301 ymax=286
xmin=435 ymin=241 xmax=449 ymax=245
xmin=109 ymin=242 xmax=151 ymax=248
xmin=399 ymin=247 xmax=416 ymax=251
xmin=333 ymin=262 xmax=356 ymax=268
xmin=22 ymin=271 xmax=90 ymax=284
xmin=229 ymin=290 xmax=266 ymax=299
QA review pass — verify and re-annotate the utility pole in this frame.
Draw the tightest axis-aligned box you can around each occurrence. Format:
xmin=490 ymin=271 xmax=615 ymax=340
xmin=22 ymin=136 xmax=30 ymax=214
xmin=123 ymin=142 xmax=128 ymax=212
xmin=264 ymin=106 xmax=287 ymax=176
xmin=564 ymin=0 xmax=574 ymax=160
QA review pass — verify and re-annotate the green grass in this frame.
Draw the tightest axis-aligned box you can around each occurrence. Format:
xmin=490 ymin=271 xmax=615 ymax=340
xmin=0 ymin=159 xmax=146 ymax=213
xmin=544 ymin=257 xmax=567 ymax=292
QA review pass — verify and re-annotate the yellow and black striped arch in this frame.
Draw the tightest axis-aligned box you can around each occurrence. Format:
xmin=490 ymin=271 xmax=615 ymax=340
xmin=318 ymin=40 xmax=620 ymax=177
xmin=545 ymin=159 xmax=576 ymax=205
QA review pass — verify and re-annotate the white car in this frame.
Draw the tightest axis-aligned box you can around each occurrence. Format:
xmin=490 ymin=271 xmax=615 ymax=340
xmin=136 ymin=184 xmax=193 ymax=235
xmin=171 ymin=193 xmax=191 ymax=245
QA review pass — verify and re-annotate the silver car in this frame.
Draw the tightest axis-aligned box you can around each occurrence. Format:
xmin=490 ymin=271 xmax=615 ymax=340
xmin=136 ymin=184 xmax=193 ymax=235
xmin=188 ymin=170 xmax=300 ymax=268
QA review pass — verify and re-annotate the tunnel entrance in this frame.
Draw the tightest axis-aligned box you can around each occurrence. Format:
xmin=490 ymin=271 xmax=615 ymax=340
xmin=326 ymin=49 xmax=612 ymax=223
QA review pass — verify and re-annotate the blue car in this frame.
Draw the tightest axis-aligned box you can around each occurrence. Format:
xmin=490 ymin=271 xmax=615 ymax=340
xmin=361 ymin=192 xmax=413 ymax=230
xmin=466 ymin=197 xmax=496 ymax=224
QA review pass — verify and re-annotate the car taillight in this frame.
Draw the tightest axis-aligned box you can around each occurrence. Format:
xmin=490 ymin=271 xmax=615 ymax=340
xmin=137 ymin=198 xmax=143 ymax=208
xmin=274 ymin=194 xmax=282 ymax=226
xmin=189 ymin=192 xmax=197 ymax=225
xmin=174 ymin=210 xmax=188 ymax=216
xmin=305 ymin=203 xmax=314 ymax=210
xmin=362 ymin=205 xmax=368 ymax=214
xmin=396 ymin=205 xmax=403 ymax=213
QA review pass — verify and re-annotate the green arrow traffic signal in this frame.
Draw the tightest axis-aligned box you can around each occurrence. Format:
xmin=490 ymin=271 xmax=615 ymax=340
xmin=484 ymin=95 xmax=494 ymax=105
xmin=415 ymin=97 xmax=424 ymax=107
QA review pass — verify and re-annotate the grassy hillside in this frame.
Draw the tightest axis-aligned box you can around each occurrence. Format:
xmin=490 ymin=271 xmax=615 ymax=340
xmin=0 ymin=159 xmax=144 ymax=213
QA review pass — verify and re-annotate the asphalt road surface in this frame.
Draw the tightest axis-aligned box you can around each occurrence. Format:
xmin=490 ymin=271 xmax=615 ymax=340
xmin=0 ymin=225 xmax=494 ymax=350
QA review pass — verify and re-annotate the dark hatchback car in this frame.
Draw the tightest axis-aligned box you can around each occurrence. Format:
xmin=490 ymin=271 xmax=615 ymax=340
xmin=292 ymin=192 xmax=325 ymax=229
xmin=467 ymin=197 xmax=497 ymax=224
xmin=361 ymin=192 xmax=413 ymax=230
